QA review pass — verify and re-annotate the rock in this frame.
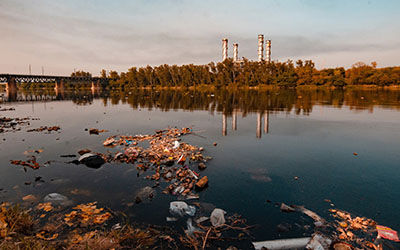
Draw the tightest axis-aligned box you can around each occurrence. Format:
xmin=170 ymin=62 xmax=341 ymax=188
xmin=280 ymin=203 xmax=295 ymax=213
xmin=78 ymin=153 xmax=105 ymax=169
xmin=198 ymin=163 xmax=206 ymax=170
xmin=169 ymin=201 xmax=196 ymax=217
xmin=210 ymin=208 xmax=226 ymax=227
xmin=44 ymin=193 xmax=73 ymax=206
xmin=78 ymin=149 xmax=91 ymax=155
xmin=195 ymin=176 xmax=208 ymax=189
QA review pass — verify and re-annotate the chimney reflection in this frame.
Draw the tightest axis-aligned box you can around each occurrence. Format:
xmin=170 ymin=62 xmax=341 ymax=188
xmin=232 ymin=111 xmax=237 ymax=130
xmin=264 ymin=111 xmax=269 ymax=134
xmin=257 ymin=112 xmax=262 ymax=138
xmin=221 ymin=111 xmax=270 ymax=137
xmin=222 ymin=113 xmax=227 ymax=136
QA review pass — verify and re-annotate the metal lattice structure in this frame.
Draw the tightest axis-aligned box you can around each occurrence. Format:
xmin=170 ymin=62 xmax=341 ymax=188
xmin=0 ymin=74 xmax=111 ymax=84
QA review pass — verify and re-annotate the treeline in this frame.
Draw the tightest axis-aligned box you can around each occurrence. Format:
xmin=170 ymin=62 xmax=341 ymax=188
xmin=100 ymin=59 xmax=400 ymax=88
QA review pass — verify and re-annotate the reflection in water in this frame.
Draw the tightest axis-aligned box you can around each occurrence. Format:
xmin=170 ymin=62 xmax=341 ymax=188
xmin=2 ymin=87 xmax=400 ymax=115
xmin=3 ymin=88 xmax=400 ymax=138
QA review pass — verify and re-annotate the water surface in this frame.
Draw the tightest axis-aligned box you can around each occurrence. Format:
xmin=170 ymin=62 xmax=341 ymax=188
xmin=0 ymin=88 xmax=399 ymax=241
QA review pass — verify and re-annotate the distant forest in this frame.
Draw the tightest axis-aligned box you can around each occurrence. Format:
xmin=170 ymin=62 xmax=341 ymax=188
xmin=76 ymin=60 xmax=400 ymax=88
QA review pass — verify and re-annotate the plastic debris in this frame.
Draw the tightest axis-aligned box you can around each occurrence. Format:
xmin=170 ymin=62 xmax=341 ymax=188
xmin=376 ymin=225 xmax=399 ymax=242
xmin=305 ymin=233 xmax=332 ymax=250
xmin=173 ymin=140 xmax=180 ymax=149
xmin=280 ymin=203 xmax=295 ymax=213
xmin=210 ymin=208 xmax=226 ymax=227
xmin=252 ymin=237 xmax=311 ymax=250
xmin=166 ymin=217 xmax=178 ymax=222
xmin=184 ymin=218 xmax=202 ymax=236
xmin=294 ymin=205 xmax=325 ymax=225
xmin=169 ymin=201 xmax=196 ymax=217
xmin=44 ymin=193 xmax=73 ymax=206
xmin=195 ymin=216 xmax=209 ymax=224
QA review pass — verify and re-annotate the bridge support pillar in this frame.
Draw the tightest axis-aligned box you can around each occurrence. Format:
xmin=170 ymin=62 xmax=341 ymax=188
xmin=55 ymin=79 xmax=65 ymax=98
xmin=6 ymin=77 xmax=17 ymax=91
xmin=91 ymin=80 xmax=101 ymax=95
xmin=6 ymin=77 xmax=17 ymax=101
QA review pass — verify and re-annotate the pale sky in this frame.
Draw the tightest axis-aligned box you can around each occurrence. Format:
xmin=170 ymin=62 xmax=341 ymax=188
xmin=1 ymin=0 xmax=399 ymax=76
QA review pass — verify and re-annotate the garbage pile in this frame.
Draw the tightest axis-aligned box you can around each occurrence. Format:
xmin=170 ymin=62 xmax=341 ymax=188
xmin=0 ymin=116 xmax=34 ymax=133
xmin=27 ymin=125 xmax=60 ymax=133
xmin=253 ymin=202 xmax=400 ymax=249
xmin=88 ymin=127 xmax=211 ymax=199
xmin=167 ymin=201 xmax=253 ymax=249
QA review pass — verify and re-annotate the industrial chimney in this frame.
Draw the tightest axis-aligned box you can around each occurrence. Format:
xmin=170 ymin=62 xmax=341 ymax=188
xmin=265 ymin=40 xmax=271 ymax=63
xmin=222 ymin=38 xmax=228 ymax=61
xmin=233 ymin=43 xmax=239 ymax=62
xmin=258 ymin=34 xmax=264 ymax=62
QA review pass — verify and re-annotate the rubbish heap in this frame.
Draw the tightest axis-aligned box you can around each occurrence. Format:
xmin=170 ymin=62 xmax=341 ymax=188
xmin=100 ymin=127 xmax=210 ymax=199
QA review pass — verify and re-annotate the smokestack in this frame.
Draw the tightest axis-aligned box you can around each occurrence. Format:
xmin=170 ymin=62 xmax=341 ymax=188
xmin=266 ymin=40 xmax=271 ymax=63
xmin=258 ymin=34 xmax=264 ymax=62
xmin=233 ymin=43 xmax=238 ymax=62
xmin=222 ymin=38 xmax=228 ymax=61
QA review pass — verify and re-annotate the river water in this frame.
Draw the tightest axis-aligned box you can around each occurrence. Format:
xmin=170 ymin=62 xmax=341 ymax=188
xmin=0 ymin=88 xmax=399 ymax=243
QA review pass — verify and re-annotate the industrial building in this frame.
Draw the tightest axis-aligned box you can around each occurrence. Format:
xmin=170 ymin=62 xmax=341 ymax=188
xmin=222 ymin=34 xmax=271 ymax=63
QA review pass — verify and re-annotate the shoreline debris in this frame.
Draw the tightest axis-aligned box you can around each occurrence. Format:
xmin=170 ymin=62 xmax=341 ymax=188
xmin=27 ymin=126 xmax=60 ymax=132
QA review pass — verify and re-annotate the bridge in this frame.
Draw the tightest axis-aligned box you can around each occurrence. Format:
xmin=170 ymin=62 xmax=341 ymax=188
xmin=0 ymin=73 xmax=116 ymax=101
xmin=0 ymin=73 xmax=113 ymax=91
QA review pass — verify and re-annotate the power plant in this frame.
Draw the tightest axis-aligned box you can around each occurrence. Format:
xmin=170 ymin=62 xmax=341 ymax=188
xmin=258 ymin=34 xmax=264 ymax=62
xmin=222 ymin=38 xmax=228 ymax=61
xmin=222 ymin=34 xmax=271 ymax=63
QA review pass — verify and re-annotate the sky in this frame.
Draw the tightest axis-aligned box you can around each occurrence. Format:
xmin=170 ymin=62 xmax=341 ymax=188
xmin=0 ymin=0 xmax=399 ymax=76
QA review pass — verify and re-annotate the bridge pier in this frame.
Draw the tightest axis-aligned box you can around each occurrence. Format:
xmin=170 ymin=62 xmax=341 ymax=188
xmin=6 ymin=77 xmax=17 ymax=91
xmin=55 ymin=79 xmax=65 ymax=98
xmin=6 ymin=77 xmax=18 ymax=101
xmin=91 ymin=80 xmax=101 ymax=95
